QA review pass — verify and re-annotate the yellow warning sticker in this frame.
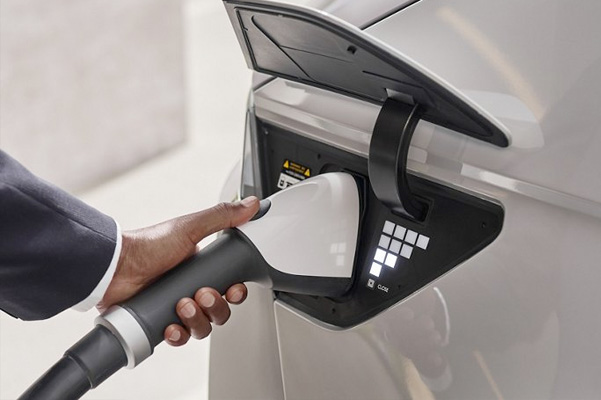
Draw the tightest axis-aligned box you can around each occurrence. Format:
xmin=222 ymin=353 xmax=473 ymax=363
xmin=285 ymin=160 xmax=310 ymax=177
xmin=277 ymin=159 xmax=311 ymax=189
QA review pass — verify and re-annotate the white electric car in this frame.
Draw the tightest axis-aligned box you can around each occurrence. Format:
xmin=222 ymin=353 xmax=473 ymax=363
xmin=212 ymin=0 xmax=601 ymax=399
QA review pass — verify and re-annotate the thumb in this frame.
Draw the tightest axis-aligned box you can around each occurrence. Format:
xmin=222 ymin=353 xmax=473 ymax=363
xmin=182 ymin=197 xmax=260 ymax=244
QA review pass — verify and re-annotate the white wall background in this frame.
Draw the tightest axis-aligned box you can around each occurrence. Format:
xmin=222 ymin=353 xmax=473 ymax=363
xmin=0 ymin=0 xmax=186 ymax=192
xmin=0 ymin=1 xmax=251 ymax=399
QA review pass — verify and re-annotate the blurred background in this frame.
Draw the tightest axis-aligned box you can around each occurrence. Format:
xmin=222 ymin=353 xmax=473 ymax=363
xmin=0 ymin=0 xmax=251 ymax=398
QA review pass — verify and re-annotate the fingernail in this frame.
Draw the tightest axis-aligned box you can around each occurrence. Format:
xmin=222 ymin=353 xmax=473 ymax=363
xmin=169 ymin=330 xmax=181 ymax=342
xmin=230 ymin=290 xmax=243 ymax=303
xmin=241 ymin=196 xmax=257 ymax=207
xmin=181 ymin=302 xmax=196 ymax=319
xmin=200 ymin=293 xmax=215 ymax=308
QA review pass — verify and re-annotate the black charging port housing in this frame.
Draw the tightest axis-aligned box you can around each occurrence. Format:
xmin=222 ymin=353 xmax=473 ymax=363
xmin=254 ymin=119 xmax=504 ymax=328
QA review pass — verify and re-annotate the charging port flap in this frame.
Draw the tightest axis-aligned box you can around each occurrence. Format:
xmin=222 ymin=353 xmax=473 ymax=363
xmin=222 ymin=0 xmax=510 ymax=148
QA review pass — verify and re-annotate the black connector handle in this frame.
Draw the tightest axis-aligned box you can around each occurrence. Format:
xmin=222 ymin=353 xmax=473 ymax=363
xmin=121 ymin=228 xmax=270 ymax=347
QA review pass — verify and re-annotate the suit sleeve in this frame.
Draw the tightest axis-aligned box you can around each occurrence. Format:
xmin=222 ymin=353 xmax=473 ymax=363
xmin=0 ymin=150 xmax=118 ymax=320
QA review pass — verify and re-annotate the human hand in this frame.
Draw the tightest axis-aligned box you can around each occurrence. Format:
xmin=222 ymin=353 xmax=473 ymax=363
xmin=97 ymin=196 xmax=260 ymax=346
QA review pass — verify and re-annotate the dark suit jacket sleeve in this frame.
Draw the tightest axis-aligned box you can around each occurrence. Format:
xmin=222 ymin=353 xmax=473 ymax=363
xmin=0 ymin=150 xmax=118 ymax=320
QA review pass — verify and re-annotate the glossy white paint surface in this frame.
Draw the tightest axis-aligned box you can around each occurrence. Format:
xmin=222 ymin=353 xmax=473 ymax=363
xmin=368 ymin=0 xmax=601 ymax=205
xmin=260 ymin=0 xmax=416 ymax=28
xmin=239 ymin=173 xmax=360 ymax=278
xmin=211 ymin=0 xmax=601 ymax=399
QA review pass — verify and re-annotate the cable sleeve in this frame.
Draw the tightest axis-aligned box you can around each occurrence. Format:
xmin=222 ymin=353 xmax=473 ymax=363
xmin=19 ymin=325 xmax=126 ymax=400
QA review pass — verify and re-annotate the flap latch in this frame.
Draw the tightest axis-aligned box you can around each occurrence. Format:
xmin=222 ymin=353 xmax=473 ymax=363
xmin=368 ymin=98 xmax=428 ymax=221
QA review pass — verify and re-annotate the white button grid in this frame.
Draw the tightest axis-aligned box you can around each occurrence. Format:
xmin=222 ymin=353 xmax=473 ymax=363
xmin=367 ymin=221 xmax=431 ymax=287
xmin=374 ymin=248 xmax=386 ymax=263
xmin=383 ymin=221 xmax=395 ymax=235
xmin=378 ymin=234 xmax=391 ymax=249
xmin=393 ymin=225 xmax=406 ymax=240
xmin=405 ymin=230 xmax=418 ymax=245
xmin=384 ymin=253 xmax=397 ymax=268
xmin=389 ymin=239 xmax=402 ymax=254
xmin=400 ymin=244 xmax=413 ymax=259
xmin=416 ymin=234 xmax=430 ymax=250
xmin=369 ymin=262 xmax=382 ymax=277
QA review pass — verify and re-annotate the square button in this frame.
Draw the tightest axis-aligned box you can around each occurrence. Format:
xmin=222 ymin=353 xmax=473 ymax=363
xmin=389 ymin=239 xmax=402 ymax=254
xmin=378 ymin=234 xmax=391 ymax=249
xmin=400 ymin=244 xmax=414 ymax=259
xmin=367 ymin=279 xmax=375 ymax=289
xmin=374 ymin=248 xmax=386 ymax=263
xmin=383 ymin=220 xmax=395 ymax=235
xmin=384 ymin=253 xmax=398 ymax=268
xmin=393 ymin=225 xmax=406 ymax=240
xmin=369 ymin=262 xmax=382 ymax=277
xmin=405 ymin=230 xmax=418 ymax=245
xmin=416 ymin=235 xmax=430 ymax=250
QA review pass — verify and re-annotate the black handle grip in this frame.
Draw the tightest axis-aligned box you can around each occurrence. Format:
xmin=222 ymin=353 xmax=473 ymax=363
xmin=121 ymin=228 xmax=270 ymax=347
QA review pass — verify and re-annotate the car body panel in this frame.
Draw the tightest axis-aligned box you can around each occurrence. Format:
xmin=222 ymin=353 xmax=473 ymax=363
xmin=366 ymin=0 xmax=601 ymax=204
xmin=211 ymin=0 xmax=601 ymax=398
xmin=253 ymin=0 xmax=419 ymax=29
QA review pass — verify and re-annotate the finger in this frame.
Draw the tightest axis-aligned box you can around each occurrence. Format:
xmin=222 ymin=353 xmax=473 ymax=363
xmin=195 ymin=288 xmax=231 ymax=326
xmin=182 ymin=197 xmax=260 ymax=244
xmin=225 ymin=283 xmax=248 ymax=305
xmin=164 ymin=324 xmax=191 ymax=347
xmin=176 ymin=298 xmax=212 ymax=339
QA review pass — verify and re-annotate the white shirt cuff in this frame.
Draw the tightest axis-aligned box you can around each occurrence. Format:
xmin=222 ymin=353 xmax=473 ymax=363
xmin=72 ymin=222 xmax=122 ymax=312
